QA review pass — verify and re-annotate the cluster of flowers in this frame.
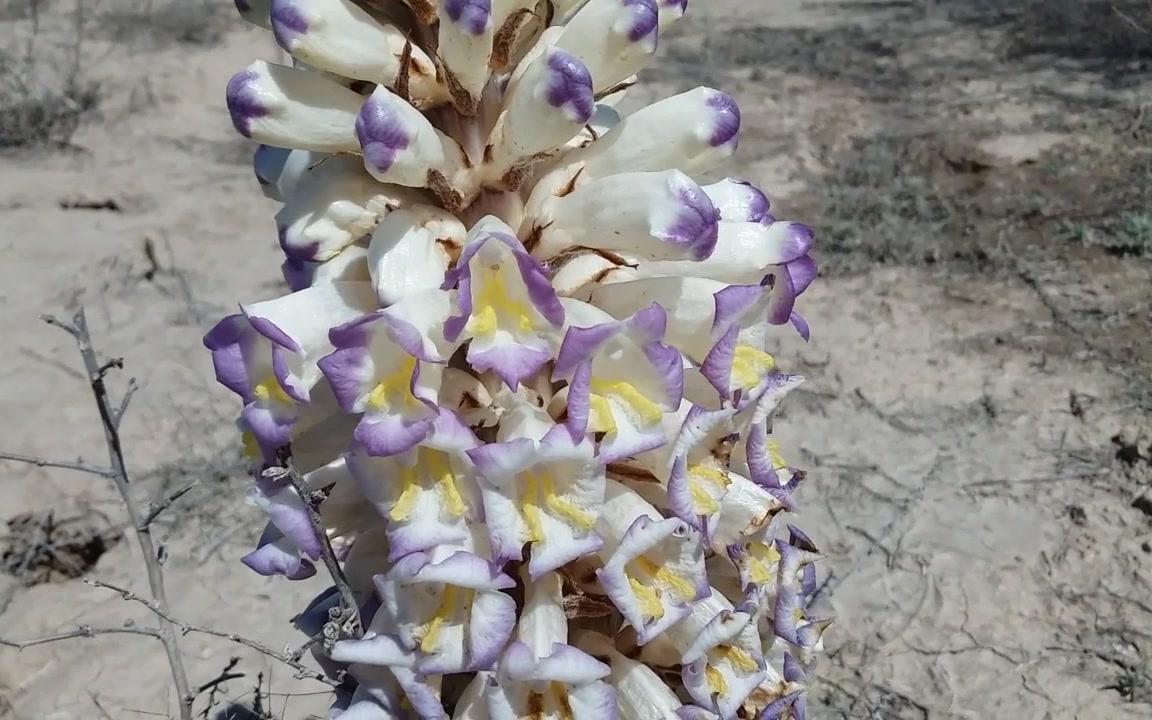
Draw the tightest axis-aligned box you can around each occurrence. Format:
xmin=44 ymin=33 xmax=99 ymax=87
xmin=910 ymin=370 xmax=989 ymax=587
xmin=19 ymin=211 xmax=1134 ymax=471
xmin=207 ymin=0 xmax=825 ymax=718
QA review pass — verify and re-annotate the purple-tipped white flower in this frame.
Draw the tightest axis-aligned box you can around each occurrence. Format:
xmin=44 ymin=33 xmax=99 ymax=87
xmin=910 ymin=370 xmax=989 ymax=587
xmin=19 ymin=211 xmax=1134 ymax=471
xmin=546 ymin=87 xmax=740 ymax=186
xmin=356 ymin=87 xmax=470 ymax=196
xmin=469 ymin=422 xmax=604 ymax=577
xmin=594 ymin=480 xmax=710 ymax=644
xmin=270 ymin=0 xmax=447 ymax=107
xmin=483 ymin=47 xmax=595 ymax=187
xmin=212 ymin=3 xmax=825 ymax=717
xmin=226 ymin=60 xmax=363 ymax=151
xmin=531 ymin=170 xmax=720 ymax=262
xmin=442 ymin=216 xmax=565 ymax=389
xmin=553 ymin=0 xmax=660 ymax=93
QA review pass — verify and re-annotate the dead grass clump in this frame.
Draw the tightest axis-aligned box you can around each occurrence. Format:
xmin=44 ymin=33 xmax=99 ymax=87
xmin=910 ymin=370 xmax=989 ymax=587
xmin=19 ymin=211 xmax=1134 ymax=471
xmin=945 ymin=0 xmax=1152 ymax=62
xmin=0 ymin=71 xmax=100 ymax=149
xmin=101 ymin=0 xmax=233 ymax=48
xmin=801 ymin=135 xmax=964 ymax=270
xmin=0 ymin=1 xmax=101 ymax=149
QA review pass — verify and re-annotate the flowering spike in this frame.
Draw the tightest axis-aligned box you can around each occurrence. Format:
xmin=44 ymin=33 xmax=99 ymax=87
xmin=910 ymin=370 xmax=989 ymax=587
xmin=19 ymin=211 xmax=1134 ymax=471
xmin=211 ymin=1 xmax=825 ymax=714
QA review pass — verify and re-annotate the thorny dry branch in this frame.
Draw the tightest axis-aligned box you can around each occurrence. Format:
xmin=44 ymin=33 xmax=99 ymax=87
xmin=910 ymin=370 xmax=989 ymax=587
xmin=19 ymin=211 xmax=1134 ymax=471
xmin=266 ymin=462 xmax=363 ymax=645
xmin=84 ymin=577 xmax=340 ymax=688
xmin=0 ymin=309 xmax=342 ymax=718
xmin=0 ymin=309 xmax=196 ymax=720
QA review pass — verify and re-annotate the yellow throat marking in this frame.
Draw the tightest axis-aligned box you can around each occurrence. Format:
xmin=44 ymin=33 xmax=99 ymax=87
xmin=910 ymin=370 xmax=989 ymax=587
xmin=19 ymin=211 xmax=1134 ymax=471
xmin=705 ymin=664 xmax=728 ymax=695
xmin=731 ymin=345 xmax=776 ymax=389
xmin=719 ymin=644 xmax=759 ymax=673
xmin=465 ymin=265 xmax=536 ymax=337
xmin=688 ymin=462 xmax=730 ymax=515
xmin=366 ymin=355 xmax=418 ymax=413
xmin=389 ymin=449 xmax=467 ymax=523
xmin=519 ymin=470 xmax=594 ymax=542
xmin=747 ymin=542 xmax=782 ymax=586
xmin=766 ymin=439 xmax=788 ymax=470
xmin=625 ymin=555 xmax=697 ymax=622
xmin=703 ymin=645 xmax=758 ymax=695
xmin=252 ymin=373 xmax=293 ymax=407
xmin=241 ymin=431 xmax=261 ymax=459
xmin=587 ymin=379 xmax=663 ymax=434
xmin=417 ymin=585 xmax=473 ymax=654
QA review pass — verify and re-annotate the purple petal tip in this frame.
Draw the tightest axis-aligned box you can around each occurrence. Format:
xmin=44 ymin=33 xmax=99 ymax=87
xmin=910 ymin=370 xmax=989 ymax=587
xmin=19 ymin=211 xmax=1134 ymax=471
xmin=270 ymin=0 xmax=309 ymax=48
xmin=623 ymin=0 xmax=660 ymax=43
xmin=444 ymin=0 xmax=491 ymax=35
xmin=226 ymin=69 xmax=267 ymax=138
xmin=706 ymin=90 xmax=741 ymax=148
xmin=544 ymin=49 xmax=595 ymax=124
xmin=665 ymin=178 xmax=720 ymax=260
xmin=356 ymin=95 xmax=412 ymax=174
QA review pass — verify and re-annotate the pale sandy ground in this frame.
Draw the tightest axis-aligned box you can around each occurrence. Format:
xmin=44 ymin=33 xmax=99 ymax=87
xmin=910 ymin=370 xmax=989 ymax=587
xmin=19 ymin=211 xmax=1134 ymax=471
xmin=1 ymin=1 xmax=1151 ymax=718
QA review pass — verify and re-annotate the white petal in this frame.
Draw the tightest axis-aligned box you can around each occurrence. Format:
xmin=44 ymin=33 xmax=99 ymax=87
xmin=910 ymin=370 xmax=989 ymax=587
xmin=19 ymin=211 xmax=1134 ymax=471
xmin=596 ymin=478 xmax=663 ymax=547
xmin=437 ymin=1 xmax=496 ymax=113
xmin=243 ymin=280 xmax=378 ymax=375
xmin=588 ymin=276 xmax=727 ymax=362
xmin=357 ymin=87 xmax=471 ymax=201
xmin=575 ymin=633 xmax=685 ymax=720
xmin=663 ymin=593 xmax=734 ymax=655
xmin=369 ymin=205 xmax=465 ymax=305
xmin=484 ymin=47 xmax=594 ymax=186
xmin=709 ymin=472 xmax=786 ymax=553
xmin=516 ymin=570 xmax=568 ymax=655
xmin=277 ymin=156 xmax=423 ymax=262
xmin=619 ymin=221 xmax=798 ymax=283
xmin=287 ymin=243 xmax=371 ymax=290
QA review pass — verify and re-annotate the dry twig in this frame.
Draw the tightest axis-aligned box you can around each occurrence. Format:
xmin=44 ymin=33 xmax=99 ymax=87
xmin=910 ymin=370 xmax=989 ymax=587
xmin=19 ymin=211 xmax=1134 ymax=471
xmin=266 ymin=463 xmax=363 ymax=642
xmin=0 ymin=624 xmax=162 ymax=649
xmin=0 ymin=451 xmax=112 ymax=477
xmin=141 ymin=480 xmax=199 ymax=529
xmin=85 ymin=578 xmax=340 ymax=687
xmin=0 ymin=311 xmax=196 ymax=719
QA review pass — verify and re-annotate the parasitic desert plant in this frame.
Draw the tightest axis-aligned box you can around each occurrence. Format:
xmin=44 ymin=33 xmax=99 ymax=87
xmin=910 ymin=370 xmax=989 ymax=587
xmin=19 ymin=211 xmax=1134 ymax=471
xmin=209 ymin=1 xmax=825 ymax=717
